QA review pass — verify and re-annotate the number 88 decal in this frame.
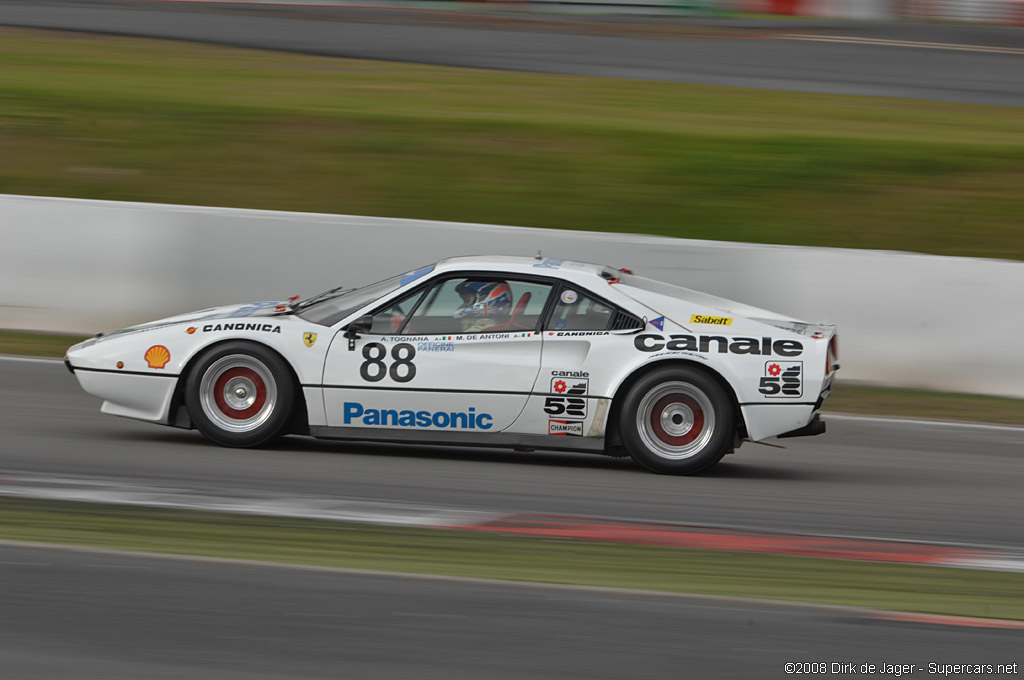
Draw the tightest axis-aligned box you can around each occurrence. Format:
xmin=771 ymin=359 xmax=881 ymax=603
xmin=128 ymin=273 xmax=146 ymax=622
xmin=360 ymin=342 xmax=417 ymax=383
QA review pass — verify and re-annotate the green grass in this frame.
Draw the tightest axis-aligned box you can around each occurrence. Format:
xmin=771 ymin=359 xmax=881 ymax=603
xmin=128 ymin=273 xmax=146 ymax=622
xmin=4 ymin=498 xmax=1023 ymax=620
xmin=0 ymin=330 xmax=89 ymax=358
xmin=2 ymin=28 xmax=1024 ymax=259
xmin=6 ymin=329 xmax=1023 ymax=425
xmin=828 ymin=384 xmax=1024 ymax=426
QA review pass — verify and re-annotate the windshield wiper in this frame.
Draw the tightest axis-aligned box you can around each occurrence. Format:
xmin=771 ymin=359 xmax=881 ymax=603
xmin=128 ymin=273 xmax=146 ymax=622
xmin=294 ymin=286 xmax=348 ymax=311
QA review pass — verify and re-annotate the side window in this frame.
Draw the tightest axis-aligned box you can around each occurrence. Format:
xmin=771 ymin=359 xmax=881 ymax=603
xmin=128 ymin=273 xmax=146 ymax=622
xmin=545 ymin=287 xmax=615 ymax=331
xmin=403 ymin=277 xmax=552 ymax=335
xmin=369 ymin=289 xmax=426 ymax=334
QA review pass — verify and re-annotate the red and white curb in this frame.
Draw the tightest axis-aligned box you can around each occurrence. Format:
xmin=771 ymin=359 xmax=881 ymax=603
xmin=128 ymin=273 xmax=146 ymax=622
xmin=3 ymin=472 xmax=1024 ymax=574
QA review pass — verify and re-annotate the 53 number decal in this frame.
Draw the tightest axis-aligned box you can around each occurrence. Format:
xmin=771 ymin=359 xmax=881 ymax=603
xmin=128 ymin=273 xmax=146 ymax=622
xmin=758 ymin=361 xmax=802 ymax=398
xmin=543 ymin=377 xmax=588 ymax=418
xmin=360 ymin=343 xmax=417 ymax=383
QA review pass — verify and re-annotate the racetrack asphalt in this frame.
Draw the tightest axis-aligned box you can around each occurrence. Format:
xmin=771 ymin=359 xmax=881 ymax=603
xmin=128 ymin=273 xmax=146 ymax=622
xmin=2 ymin=542 xmax=1020 ymax=680
xmin=1 ymin=0 xmax=1023 ymax=106
xmin=4 ymin=357 xmax=1023 ymax=549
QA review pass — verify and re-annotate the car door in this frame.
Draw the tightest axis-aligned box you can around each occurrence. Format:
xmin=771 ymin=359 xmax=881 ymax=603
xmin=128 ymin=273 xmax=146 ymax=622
xmin=511 ymin=282 xmax=645 ymax=438
xmin=322 ymin=274 xmax=554 ymax=434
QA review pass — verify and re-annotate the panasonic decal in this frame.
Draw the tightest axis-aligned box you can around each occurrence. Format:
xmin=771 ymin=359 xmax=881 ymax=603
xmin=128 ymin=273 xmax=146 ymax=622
xmin=634 ymin=334 xmax=803 ymax=357
xmin=342 ymin=403 xmax=493 ymax=429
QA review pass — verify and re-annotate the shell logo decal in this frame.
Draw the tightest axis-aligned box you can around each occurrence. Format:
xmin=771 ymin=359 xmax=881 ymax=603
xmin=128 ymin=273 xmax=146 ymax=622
xmin=145 ymin=345 xmax=171 ymax=369
xmin=303 ymin=332 xmax=318 ymax=348
xmin=186 ymin=327 xmax=197 ymax=335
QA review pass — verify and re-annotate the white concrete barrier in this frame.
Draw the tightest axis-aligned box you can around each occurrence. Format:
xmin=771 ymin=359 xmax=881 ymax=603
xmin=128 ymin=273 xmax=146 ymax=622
xmin=2 ymin=193 xmax=1022 ymax=398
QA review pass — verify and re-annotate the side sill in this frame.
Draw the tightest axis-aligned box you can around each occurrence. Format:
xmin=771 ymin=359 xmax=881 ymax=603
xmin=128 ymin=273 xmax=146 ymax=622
xmin=309 ymin=426 xmax=606 ymax=454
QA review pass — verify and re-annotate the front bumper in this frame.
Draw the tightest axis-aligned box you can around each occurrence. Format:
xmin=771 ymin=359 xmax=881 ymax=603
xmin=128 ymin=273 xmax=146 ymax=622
xmin=71 ymin=365 xmax=178 ymax=424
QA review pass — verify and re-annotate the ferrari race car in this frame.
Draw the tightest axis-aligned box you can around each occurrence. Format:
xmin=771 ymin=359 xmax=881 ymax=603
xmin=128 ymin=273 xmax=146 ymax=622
xmin=66 ymin=256 xmax=838 ymax=474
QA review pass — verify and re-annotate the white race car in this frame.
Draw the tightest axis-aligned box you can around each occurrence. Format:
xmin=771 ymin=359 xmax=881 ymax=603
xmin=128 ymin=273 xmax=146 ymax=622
xmin=66 ymin=256 xmax=838 ymax=474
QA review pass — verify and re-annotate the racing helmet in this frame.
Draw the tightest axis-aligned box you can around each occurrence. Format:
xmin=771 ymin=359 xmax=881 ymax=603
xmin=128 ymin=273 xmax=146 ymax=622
xmin=454 ymin=280 xmax=513 ymax=319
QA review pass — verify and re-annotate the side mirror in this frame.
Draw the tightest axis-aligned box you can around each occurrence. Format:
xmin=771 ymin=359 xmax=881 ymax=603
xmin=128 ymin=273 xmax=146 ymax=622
xmin=344 ymin=314 xmax=373 ymax=350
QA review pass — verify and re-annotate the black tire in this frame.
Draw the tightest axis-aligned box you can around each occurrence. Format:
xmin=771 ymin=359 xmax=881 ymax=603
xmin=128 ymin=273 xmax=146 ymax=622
xmin=184 ymin=341 xmax=296 ymax=448
xmin=619 ymin=366 xmax=734 ymax=475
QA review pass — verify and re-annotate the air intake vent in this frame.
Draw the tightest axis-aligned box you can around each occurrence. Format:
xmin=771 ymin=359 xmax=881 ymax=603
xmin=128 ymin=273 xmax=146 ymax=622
xmin=611 ymin=311 xmax=644 ymax=331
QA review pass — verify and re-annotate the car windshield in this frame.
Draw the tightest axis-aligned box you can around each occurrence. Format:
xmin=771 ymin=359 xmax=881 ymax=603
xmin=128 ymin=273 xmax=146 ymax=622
xmin=296 ymin=264 xmax=434 ymax=326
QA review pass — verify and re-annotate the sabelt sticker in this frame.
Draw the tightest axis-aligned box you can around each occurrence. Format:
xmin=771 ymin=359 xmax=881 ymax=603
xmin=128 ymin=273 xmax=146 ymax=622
xmin=690 ymin=315 xmax=733 ymax=326
xmin=144 ymin=345 xmax=170 ymax=369
xmin=549 ymin=420 xmax=583 ymax=436
xmin=560 ymin=289 xmax=579 ymax=305
xmin=759 ymin=361 xmax=803 ymax=398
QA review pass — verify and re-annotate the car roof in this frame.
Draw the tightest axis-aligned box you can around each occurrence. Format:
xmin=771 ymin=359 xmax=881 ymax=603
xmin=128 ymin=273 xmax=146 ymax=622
xmin=433 ymin=255 xmax=611 ymax=280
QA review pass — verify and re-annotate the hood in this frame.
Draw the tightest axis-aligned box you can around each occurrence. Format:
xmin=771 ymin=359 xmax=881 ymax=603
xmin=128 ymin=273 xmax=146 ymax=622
xmin=100 ymin=301 xmax=290 ymax=339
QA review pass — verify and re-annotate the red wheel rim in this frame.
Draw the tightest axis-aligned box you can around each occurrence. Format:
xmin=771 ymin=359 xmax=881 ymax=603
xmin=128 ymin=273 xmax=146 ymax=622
xmin=649 ymin=394 xmax=703 ymax=446
xmin=213 ymin=367 xmax=267 ymax=420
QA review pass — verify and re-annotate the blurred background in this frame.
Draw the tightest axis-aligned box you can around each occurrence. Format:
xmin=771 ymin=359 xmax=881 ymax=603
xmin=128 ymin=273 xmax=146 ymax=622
xmin=1 ymin=1 xmax=1023 ymax=677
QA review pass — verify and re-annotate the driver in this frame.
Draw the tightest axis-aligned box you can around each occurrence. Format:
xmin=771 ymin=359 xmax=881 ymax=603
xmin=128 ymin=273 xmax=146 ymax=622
xmin=454 ymin=280 xmax=513 ymax=333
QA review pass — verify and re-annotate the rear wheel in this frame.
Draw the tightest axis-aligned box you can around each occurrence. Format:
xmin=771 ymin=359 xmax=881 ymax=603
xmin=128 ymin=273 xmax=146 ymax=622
xmin=619 ymin=366 xmax=734 ymax=475
xmin=185 ymin=342 xmax=295 ymax=447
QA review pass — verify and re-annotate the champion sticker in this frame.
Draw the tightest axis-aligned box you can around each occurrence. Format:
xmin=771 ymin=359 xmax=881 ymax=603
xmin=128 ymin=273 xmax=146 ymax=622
xmin=549 ymin=420 xmax=583 ymax=436
xmin=560 ymin=289 xmax=579 ymax=305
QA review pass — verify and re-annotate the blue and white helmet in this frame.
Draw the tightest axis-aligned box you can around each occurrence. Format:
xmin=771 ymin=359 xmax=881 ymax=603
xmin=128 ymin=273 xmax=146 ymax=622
xmin=454 ymin=280 xmax=513 ymax=319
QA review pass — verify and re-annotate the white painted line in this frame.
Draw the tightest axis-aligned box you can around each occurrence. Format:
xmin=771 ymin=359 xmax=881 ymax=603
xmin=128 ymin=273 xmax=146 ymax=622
xmin=0 ymin=474 xmax=505 ymax=528
xmin=825 ymin=413 xmax=1024 ymax=434
xmin=781 ymin=34 xmax=1024 ymax=56
xmin=944 ymin=557 xmax=1024 ymax=574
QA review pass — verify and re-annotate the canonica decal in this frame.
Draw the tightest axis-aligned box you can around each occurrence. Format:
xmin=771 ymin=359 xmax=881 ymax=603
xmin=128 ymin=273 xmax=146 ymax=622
xmin=759 ymin=361 xmax=803 ymax=398
xmin=144 ymin=345 xmax=170 ymax=369
xmin=200 ymin=323 xmax=281 ymax=333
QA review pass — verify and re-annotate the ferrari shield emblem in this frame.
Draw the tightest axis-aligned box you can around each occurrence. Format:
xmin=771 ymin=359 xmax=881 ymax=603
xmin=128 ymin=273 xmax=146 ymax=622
xmin=303 ymin=332 xmax=318 ymax=348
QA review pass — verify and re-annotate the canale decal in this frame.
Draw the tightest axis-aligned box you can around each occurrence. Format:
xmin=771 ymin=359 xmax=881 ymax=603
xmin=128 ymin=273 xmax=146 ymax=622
xmin=343 ymin=402 xmax=493 ymax=429
xmin=634 ymin=334 xmax=803 ymax=357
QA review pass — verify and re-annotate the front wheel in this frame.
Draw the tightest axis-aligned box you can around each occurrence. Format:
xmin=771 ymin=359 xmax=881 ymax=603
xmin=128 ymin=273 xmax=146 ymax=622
xmin=185 ymin=342 xmax=295 ymax=447
xmin=619 ymin=366 xmax=734 ymax=475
